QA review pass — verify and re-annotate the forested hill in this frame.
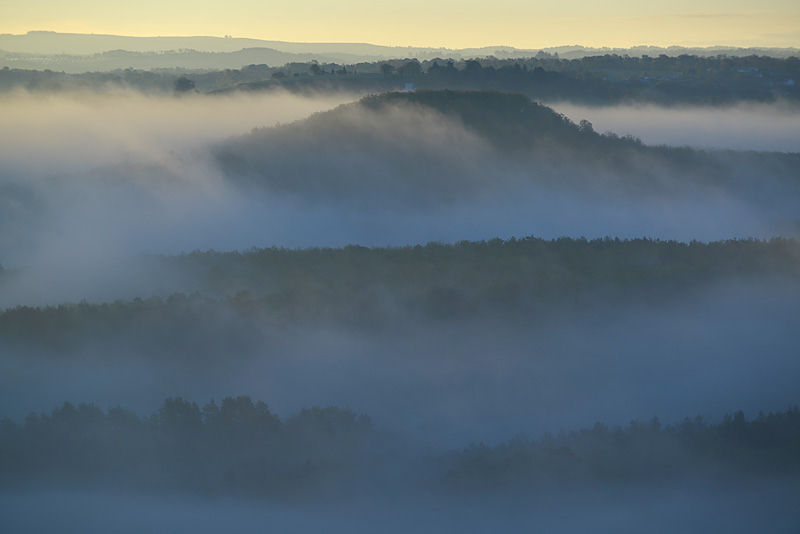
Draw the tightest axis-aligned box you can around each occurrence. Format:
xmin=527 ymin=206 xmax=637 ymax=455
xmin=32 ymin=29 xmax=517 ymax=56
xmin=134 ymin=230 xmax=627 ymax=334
xmin=216 ymin=90 xmax=800 ymax=202
xmin=358 ymin=90 xmax=582 ymax=151
xmin=2 ymin=237 xmax=798 ymax=351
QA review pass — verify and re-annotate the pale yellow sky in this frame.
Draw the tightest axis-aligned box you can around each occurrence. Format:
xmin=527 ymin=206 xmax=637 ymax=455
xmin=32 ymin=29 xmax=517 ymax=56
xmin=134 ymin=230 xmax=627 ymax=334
xmin=2 ymin=0 xmax=799 ymax=48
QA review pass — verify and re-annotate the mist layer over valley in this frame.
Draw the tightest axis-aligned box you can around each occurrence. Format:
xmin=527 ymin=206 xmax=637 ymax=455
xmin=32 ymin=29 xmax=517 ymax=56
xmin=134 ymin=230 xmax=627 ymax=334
xmin=552 ymin=101 xmax=800 ymax=152
xmin=1 ymin=89 xmax=799 ymax=305
xmin=1 ymin=87 xmax=799 ymax=531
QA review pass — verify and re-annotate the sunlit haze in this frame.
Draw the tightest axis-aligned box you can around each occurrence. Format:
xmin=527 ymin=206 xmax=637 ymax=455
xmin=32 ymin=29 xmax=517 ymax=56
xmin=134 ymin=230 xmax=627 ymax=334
xmin=2 ymin=0 xmax=799 ymax=48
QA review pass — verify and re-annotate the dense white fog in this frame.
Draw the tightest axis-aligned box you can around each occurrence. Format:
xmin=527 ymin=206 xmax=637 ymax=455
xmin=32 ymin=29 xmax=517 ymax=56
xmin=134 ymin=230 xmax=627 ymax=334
xmin=0 ymin=90 xmax=351 ymax=304
xmin=551 ymin=102 xmax=800 ymax=152
xmin=0 ymin=90 xmax=356 ymax=169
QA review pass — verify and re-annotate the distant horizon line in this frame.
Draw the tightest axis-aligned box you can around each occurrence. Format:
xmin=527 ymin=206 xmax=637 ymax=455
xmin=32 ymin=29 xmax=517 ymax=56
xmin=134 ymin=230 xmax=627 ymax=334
xmin=4 ymin=30 xmax=798 ymax=53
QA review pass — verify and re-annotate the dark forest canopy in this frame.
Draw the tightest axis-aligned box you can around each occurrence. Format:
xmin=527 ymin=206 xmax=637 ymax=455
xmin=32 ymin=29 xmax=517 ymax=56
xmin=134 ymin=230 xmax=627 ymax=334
xmin=2 ymin=396 xmax=798 ymax=497
xmin=1 ymin=52 xmax=798 ymax=105
xmin=1 ymin=236 xmax=798 ymax=348
xmin=440 ymin=405 xmax=800 ymax=491
xmin=160 ymin=235 xmax=800 ymax=306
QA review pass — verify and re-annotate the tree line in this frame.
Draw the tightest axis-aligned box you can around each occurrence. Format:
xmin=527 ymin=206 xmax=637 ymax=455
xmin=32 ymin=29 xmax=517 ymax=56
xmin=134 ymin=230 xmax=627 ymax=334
xmin=2 ymin=237 xmax=799 ymax=350
xmin=1 ymin=395 xmax=378 ymax=497
xmin=2 ymin=397 xmax=798 ymax=497
xmin=442 ymin=406 xmax=800 ymax=491
xmin=2 ymin=52 xmax=797 ymax=104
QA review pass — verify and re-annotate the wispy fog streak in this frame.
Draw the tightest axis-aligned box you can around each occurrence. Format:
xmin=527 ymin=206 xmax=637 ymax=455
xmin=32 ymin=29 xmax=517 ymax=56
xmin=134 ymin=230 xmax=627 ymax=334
xmin=551 ymin=102 xmax=800 ymax=152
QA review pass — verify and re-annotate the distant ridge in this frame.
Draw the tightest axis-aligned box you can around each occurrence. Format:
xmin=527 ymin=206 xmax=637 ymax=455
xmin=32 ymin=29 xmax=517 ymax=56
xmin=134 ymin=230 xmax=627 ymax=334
xmin=2 ymin=31 xmax=798 ymax=61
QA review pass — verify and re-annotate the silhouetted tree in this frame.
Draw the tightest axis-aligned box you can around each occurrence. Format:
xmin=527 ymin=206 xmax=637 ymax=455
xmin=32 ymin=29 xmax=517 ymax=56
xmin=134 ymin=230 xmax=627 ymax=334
xmin=380 ymin=63 xmax=395 ymax=76
xmin=173 ymin=76 xmax=195 ymax=93
xmin=396 ymin=60 xmax=422 ymax=77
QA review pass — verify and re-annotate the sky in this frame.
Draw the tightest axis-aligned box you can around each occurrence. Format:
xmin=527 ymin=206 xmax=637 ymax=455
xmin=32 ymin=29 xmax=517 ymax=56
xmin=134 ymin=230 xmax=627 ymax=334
xmin=1 ymin=0 xmax=799 ymax=49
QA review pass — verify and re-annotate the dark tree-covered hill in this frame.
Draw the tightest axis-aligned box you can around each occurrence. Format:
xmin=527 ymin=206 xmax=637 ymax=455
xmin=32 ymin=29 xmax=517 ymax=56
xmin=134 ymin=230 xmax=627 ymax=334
xmin=216 ymin=90 xmax=800 ymax=205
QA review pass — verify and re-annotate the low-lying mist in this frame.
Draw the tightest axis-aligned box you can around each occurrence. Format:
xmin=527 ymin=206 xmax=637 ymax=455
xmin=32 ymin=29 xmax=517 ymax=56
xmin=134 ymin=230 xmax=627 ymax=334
xmin=2 ymin=88 xmax=799 ymax=532
xmin=5 ymin=477 xmax=798 ymax=534
xmin=551 ymin=101 xmax=800 ymax=152
xmin=0 ymin=89 xmax=353 ymax=303
xmin=3 ymin=277 xmax=798 ymax=447
xmin=0 ymin=89 xmax=359 ymax=171
xmin=1 ymin=90 xmax=799 ymax=307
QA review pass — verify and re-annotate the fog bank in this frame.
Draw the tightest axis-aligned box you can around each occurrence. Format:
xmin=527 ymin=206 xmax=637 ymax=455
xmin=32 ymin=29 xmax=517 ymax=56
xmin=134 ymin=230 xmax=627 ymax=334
xmin=3 ymin=281 xmax=798 ymax=448
xmin=551 ymin=102 xmax=800 ymax=152
xmin=2 ymin=89 xmax=799 ymax=533
xmin=2 ymin=91 xmax=799 ymax=307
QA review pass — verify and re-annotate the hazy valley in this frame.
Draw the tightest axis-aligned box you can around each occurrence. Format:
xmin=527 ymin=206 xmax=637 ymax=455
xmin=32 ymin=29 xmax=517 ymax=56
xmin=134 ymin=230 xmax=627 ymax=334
xmin=1 ymin=34 xmax=799 ymax=532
